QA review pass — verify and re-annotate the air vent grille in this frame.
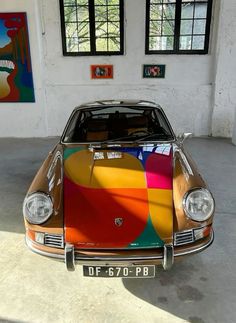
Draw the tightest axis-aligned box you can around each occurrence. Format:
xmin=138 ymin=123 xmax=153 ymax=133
xmin=174 ymin=230 xmax=194 ymax=246
xmin=44 ymin=234 xmax=64 ymax=249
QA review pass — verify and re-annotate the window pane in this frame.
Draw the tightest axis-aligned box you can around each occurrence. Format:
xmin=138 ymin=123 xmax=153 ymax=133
xmin=77 ymin=0 xmax=88 ymax=5
xmin=94 ymin=0 xmax=106 ymax=4
xmin=108 ymin=6 xmax=120 ymax=21
xmin=148 ymin=2 xmax=176 ymax=50
xmin=149 ymin=20 xmax=162 ymax=36
xmin=95 ymin=5 xmax=107 ymax=22
xmin=180 ymin=36 xmax=192 ymax=50
xmin=149 ymin=36 xmax=174 ymax=50
xmin=64 ymin=6 xmax=77 ymax=22
xmin=150 ymin=0 xmax=174 ymax=3
xmin=66 ymin=37 xmax=79 ymax=52
xmin=64 ymin=0 xmax=76 ymax=5
xmin=163 ymin=4 xmax=176 ymax=20
xmin=77 ymin=5 xmax=89 ymax=22
xmin=162 ymin=20 xmax=175 ymax=36
xmin=96 ymin=37 xmax=108 ymax=51
xmin=193 ymin=19 xmax=206 ymax=34
xmin=78 ymin=23 xmax=90 ymax=38
xmin=192 ymin=35 xmax=205 ymax=49
xmin=78 ymin=38 xmax=91 ymax=51
xmin=95 ymin=0 xmax=119 ymax=4
xmin=108 ymin=22 xmax=120 ymax=37
xmin=94 ymin=2 xmax=121 ymax=52
xmin=194 ymin=3 xmax=208 ymax=18
xmin=108 ymin=37 xmax=120 ymax=51
xmin=95 ymin=22 xmax=107 ymax=37
xmin=65 ymin=22 xmax=77 ymax=38
xmin=180 ymin=20 xmax=193 ymax=35
xmin=181 ymin=3 xmax=194 ymax=19
xmin=150 ymin=5 xmax=162 ymax=20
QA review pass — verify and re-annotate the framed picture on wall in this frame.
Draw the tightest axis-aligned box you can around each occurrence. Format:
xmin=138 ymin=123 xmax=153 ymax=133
xmin=143 ymin=64 xmax=166 ymax=79
xmin=0 ymin=12 xmax=35 ymax=102
xmin=91 ymin=65 xmax=113 ymax=79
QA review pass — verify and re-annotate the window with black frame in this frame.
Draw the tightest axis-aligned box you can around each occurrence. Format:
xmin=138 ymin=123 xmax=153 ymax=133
xmin=60 ymin=0 xmax=124 ymax=56
xmin=145 ymin=0 xmax=213 ymax=54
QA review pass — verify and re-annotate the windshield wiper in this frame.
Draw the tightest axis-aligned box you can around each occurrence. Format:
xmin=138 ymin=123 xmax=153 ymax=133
xmin=100 ymin=134 xmax=140 ymax=144
xmin=134 ymin=133 xmax=173 ymax=142
xmin=93 ymin=133 xmax=173 ymax=146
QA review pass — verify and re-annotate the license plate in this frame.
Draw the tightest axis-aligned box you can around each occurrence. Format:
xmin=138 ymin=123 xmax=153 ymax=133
xmin=83 ymin=265 xmax=155 ymax=278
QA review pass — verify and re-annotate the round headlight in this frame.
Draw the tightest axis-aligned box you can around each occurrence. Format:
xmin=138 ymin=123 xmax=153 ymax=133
xmin=183 ymin=188 xmax=214 ymax=222
xmin=23 ymin=192 xmax=53 ymax=224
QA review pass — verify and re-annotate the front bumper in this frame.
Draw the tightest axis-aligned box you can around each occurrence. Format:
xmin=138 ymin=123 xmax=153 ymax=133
xmin=25 ymin=230 xmax=214 ymax=271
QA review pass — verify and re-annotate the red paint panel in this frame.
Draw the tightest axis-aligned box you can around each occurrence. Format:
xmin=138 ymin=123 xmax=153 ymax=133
xmin=64 ymin=176 xmax=149 ymax=248
xmin=145 ymin=151 xmax=173 ymax=189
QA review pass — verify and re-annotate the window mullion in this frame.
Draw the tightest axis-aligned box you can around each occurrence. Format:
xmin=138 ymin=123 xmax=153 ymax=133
xmin=89 ymin=0 xmax=96 ymax=54
xmin=174 ymin=0 xmax=182 ymax=53
xmin=119 ymin=0 xmax=124 ymax=54
xmin=145 ymin=0 xmax=151 ymax=54
xmin=204 ymin=0 xmax=213 ymax=52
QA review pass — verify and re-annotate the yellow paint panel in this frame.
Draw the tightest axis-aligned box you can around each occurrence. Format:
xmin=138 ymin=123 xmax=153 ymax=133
xmin=148 ymin=189 xmax=173 ymax=243
xmin=64 ymin=150 xmax=94 ymax=187
xmin=64 ymin=150 xmax=146 ymax=188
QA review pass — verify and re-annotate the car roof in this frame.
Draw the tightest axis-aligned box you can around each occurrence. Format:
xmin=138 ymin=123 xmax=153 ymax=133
xmin=73 ymin=100 xmax=162 ymax=111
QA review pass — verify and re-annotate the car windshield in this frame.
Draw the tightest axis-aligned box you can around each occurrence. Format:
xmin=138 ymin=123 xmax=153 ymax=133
xmin=62 ymin=105 xmax=175 ymax=143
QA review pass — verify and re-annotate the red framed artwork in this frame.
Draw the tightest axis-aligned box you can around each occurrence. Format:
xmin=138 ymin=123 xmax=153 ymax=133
xmin=91 ymin=65 xmax=113 ymax=79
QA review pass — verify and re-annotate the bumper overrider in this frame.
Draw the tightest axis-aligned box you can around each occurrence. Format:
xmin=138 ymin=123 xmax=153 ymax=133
xmin=25 ymin=229 xmax=214 ymax=272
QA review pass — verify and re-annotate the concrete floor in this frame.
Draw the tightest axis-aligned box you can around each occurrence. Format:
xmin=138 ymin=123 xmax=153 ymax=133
xmin=0 ymin=137 xmax=235 ymax=323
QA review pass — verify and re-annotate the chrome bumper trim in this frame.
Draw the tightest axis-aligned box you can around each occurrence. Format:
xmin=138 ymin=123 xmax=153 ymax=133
xmin=74 ymin=254 xmax=163 ymax=262
xmin=25 ymin=236 xmax=64 ymax=260
xmin=174 ymin=230 xmax=214 ymax=257
xmin=25 ymin=231 xmax=214 ymax=265
xmin=65 ymin=243 xmax=75 ymax=271
xmin=162 ymin=244 xmax=174 ymax=270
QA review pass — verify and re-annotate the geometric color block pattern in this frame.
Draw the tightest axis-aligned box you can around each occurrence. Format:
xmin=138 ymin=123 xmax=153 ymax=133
xmin=64 ymin=145 xmax=173 ymax=249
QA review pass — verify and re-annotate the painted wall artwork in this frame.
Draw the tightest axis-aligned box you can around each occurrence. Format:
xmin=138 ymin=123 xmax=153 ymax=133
xmin=0 ymin=13 xmax=35 ymax=102
xmin=91 ymin=65 xmax=113 ymax=79
xmin=143 ymin=65 xmax=166 ymax=79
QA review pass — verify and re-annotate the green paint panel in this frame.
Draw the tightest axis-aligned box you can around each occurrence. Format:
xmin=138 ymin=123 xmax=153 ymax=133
xmin=64 ymin=147 xmax=85 ymax=160
xmin=128 ymin=215 xmax=164 ymax=249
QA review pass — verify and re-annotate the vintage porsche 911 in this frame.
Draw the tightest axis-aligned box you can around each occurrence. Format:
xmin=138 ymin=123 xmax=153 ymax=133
xmin=23 ymin=100 xmax=214 ymax=277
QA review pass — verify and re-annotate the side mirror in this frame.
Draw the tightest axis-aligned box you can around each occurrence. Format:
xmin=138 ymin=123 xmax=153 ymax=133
xmin=177 ymin=132 xmax=193 ymax=145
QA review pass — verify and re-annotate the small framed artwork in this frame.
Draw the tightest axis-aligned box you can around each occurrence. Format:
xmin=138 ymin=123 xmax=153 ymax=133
xmin=143 ymin=64 xmax=166 ymax=79
xmin=91 ymin=65 xmax=113 ymax=79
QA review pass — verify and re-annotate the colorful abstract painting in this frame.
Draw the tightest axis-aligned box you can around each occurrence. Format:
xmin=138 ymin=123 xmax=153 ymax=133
xmin=0 ymin=13 xmax=35 ymax=102
xmin=63 ymin=145 xmax=173 ymax=249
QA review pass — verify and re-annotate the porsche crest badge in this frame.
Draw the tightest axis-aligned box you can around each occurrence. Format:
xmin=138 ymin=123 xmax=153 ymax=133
xmin=115 ymin=218 xmax=123 ymax=227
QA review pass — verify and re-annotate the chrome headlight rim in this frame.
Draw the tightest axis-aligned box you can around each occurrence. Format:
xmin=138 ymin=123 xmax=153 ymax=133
xmin=23 ymin=191 xmax=53 ymax=225
xmin=183 ymin=187 xmax=215 ymax=222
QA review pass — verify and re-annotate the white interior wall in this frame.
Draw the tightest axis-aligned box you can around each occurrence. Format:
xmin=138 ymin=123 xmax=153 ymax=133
xmin=0 ymin=0 xmax=47 ymax=137
xmin=211 ymin=0 xmax=236 ymax=139
xmin=43 ymin=0 xmax=213 ymax=137
xmin=0 ymin=0 xmax=234 ymax=139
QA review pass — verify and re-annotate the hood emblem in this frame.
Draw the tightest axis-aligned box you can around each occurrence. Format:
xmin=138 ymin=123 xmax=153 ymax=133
xmin=115 ymin=218 xmax=123 ymax=227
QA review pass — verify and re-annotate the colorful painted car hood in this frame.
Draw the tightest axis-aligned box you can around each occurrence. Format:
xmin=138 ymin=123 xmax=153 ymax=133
xmin=63 ymin=144 xmax=173 ymax=249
